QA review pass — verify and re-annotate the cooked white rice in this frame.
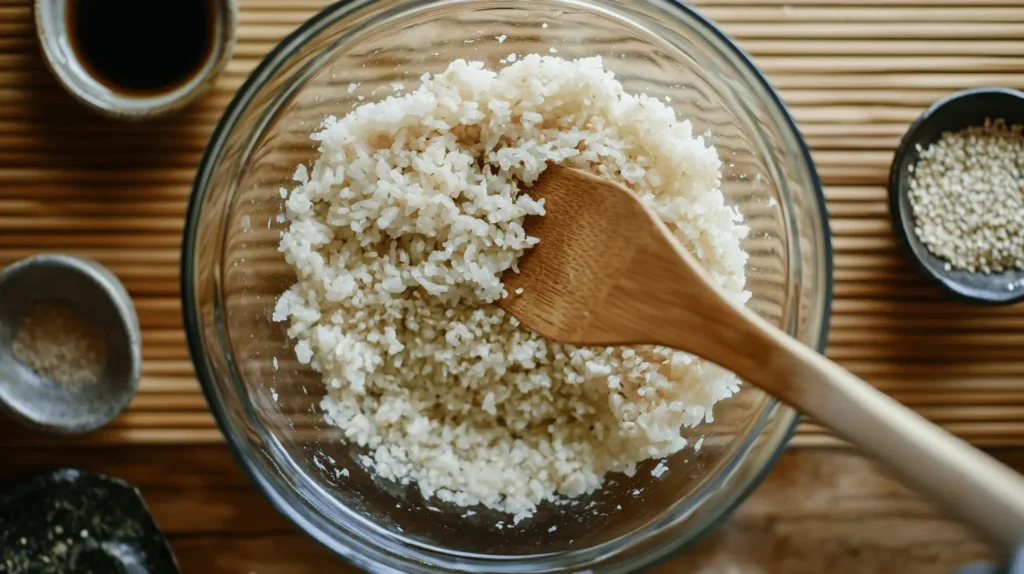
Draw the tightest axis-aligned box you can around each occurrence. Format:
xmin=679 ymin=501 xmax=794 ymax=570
xmin=274 ymin=55 xmax=750 ymax=518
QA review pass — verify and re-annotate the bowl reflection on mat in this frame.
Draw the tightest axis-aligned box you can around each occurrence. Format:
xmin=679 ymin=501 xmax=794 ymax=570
xmin=181 ymin=1 xmax=831 ymax=571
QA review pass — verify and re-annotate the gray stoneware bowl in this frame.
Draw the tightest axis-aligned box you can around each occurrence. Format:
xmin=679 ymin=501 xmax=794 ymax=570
xmin=888 ymin=87 xmax=1024 ymax=305
xmin=0 ymin=255 xmax=141 ymax=433
xmin=33 ymin=0 xmax=239 ymax=120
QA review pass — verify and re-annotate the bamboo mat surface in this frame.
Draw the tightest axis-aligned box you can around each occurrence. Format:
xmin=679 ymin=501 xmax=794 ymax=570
xmin=1 ymin=0 xmax=1023 ymax=448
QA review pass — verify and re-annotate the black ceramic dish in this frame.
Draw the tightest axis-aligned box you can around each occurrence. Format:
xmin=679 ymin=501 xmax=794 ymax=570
xmin=0 ymin=469 xmax=179 ymax=573
xmin=888 ymin=87 xmax=1024 ymax=305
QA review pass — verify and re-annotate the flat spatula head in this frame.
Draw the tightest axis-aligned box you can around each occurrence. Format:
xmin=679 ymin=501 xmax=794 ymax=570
xmin=499 ymin=164 xmax=707 ymax=346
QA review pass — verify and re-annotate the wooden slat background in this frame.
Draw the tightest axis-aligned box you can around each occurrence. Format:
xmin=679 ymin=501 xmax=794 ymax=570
xmin=1 ymin=0 xmax=1023 ymax=448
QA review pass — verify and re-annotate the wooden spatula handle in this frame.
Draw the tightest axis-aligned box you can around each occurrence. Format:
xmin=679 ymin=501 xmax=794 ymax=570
xmin=644 ymin=277 xmax=1024 ymax=551
xmin=761 ymin=323 xmax=1024 ymax=553
xmin=638 ymin=270 xmax=1024 ymax=549
xmin=619 ymin=214 xmax=1024 ymax=551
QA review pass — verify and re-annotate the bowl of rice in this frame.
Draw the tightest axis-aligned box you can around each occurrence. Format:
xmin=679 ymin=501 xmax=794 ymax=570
xmin=182 ymin=0 xmax=831 ymax=571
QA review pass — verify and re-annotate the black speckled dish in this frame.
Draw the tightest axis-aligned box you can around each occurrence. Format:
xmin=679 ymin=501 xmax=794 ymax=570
xmin=888 ymin=87 xmax=1024 ymax=305
xmin=0 ymin=469 xmax=179 ymax=573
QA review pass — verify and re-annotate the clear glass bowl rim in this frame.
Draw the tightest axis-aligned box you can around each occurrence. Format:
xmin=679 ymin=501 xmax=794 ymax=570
xmin=180 ymin=0 xmax=834 ymax=571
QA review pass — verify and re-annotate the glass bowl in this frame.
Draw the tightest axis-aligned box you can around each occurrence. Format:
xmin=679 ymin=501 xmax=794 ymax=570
xmin=181 ymin=0 xmax=832 ymax=571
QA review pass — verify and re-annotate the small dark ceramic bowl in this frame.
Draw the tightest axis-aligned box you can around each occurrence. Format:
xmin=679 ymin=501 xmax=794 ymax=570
xmin=888 ymin=87 xmax=1024 ymax=305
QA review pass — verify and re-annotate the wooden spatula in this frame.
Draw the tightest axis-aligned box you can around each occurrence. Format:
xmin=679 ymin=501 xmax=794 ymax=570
xmin=500 ymin=164 xmax=1024 ymax=552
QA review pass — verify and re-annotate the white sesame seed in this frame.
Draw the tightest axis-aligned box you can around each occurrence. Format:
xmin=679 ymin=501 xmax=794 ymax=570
xmin=907 ymin=118 xmax=1024 ymax=273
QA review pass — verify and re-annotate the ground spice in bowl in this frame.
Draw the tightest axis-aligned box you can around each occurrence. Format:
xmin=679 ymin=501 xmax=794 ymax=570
xmin=907 ymin=118 xmax=1024 ymax=274
xmin=12 ymin=301 xmax=107 ymax=387
xmin=0 ymin=254 xmax=140 ymax=433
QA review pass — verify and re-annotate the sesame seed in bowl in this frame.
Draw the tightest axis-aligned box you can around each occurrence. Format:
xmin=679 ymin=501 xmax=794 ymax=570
xmin=888 ymin=87 xmax=1024 ymax=305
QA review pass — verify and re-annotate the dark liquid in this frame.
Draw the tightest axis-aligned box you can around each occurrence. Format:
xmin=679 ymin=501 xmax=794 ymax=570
xmin=66 ymin=0 xmax=216 ymax=96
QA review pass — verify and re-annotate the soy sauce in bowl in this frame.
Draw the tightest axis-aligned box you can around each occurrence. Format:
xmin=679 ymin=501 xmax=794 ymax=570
xmin=34 ymin=0 xmax=237 ymax=119
xmin=66 ymin=0 xmax=217 ymax=97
